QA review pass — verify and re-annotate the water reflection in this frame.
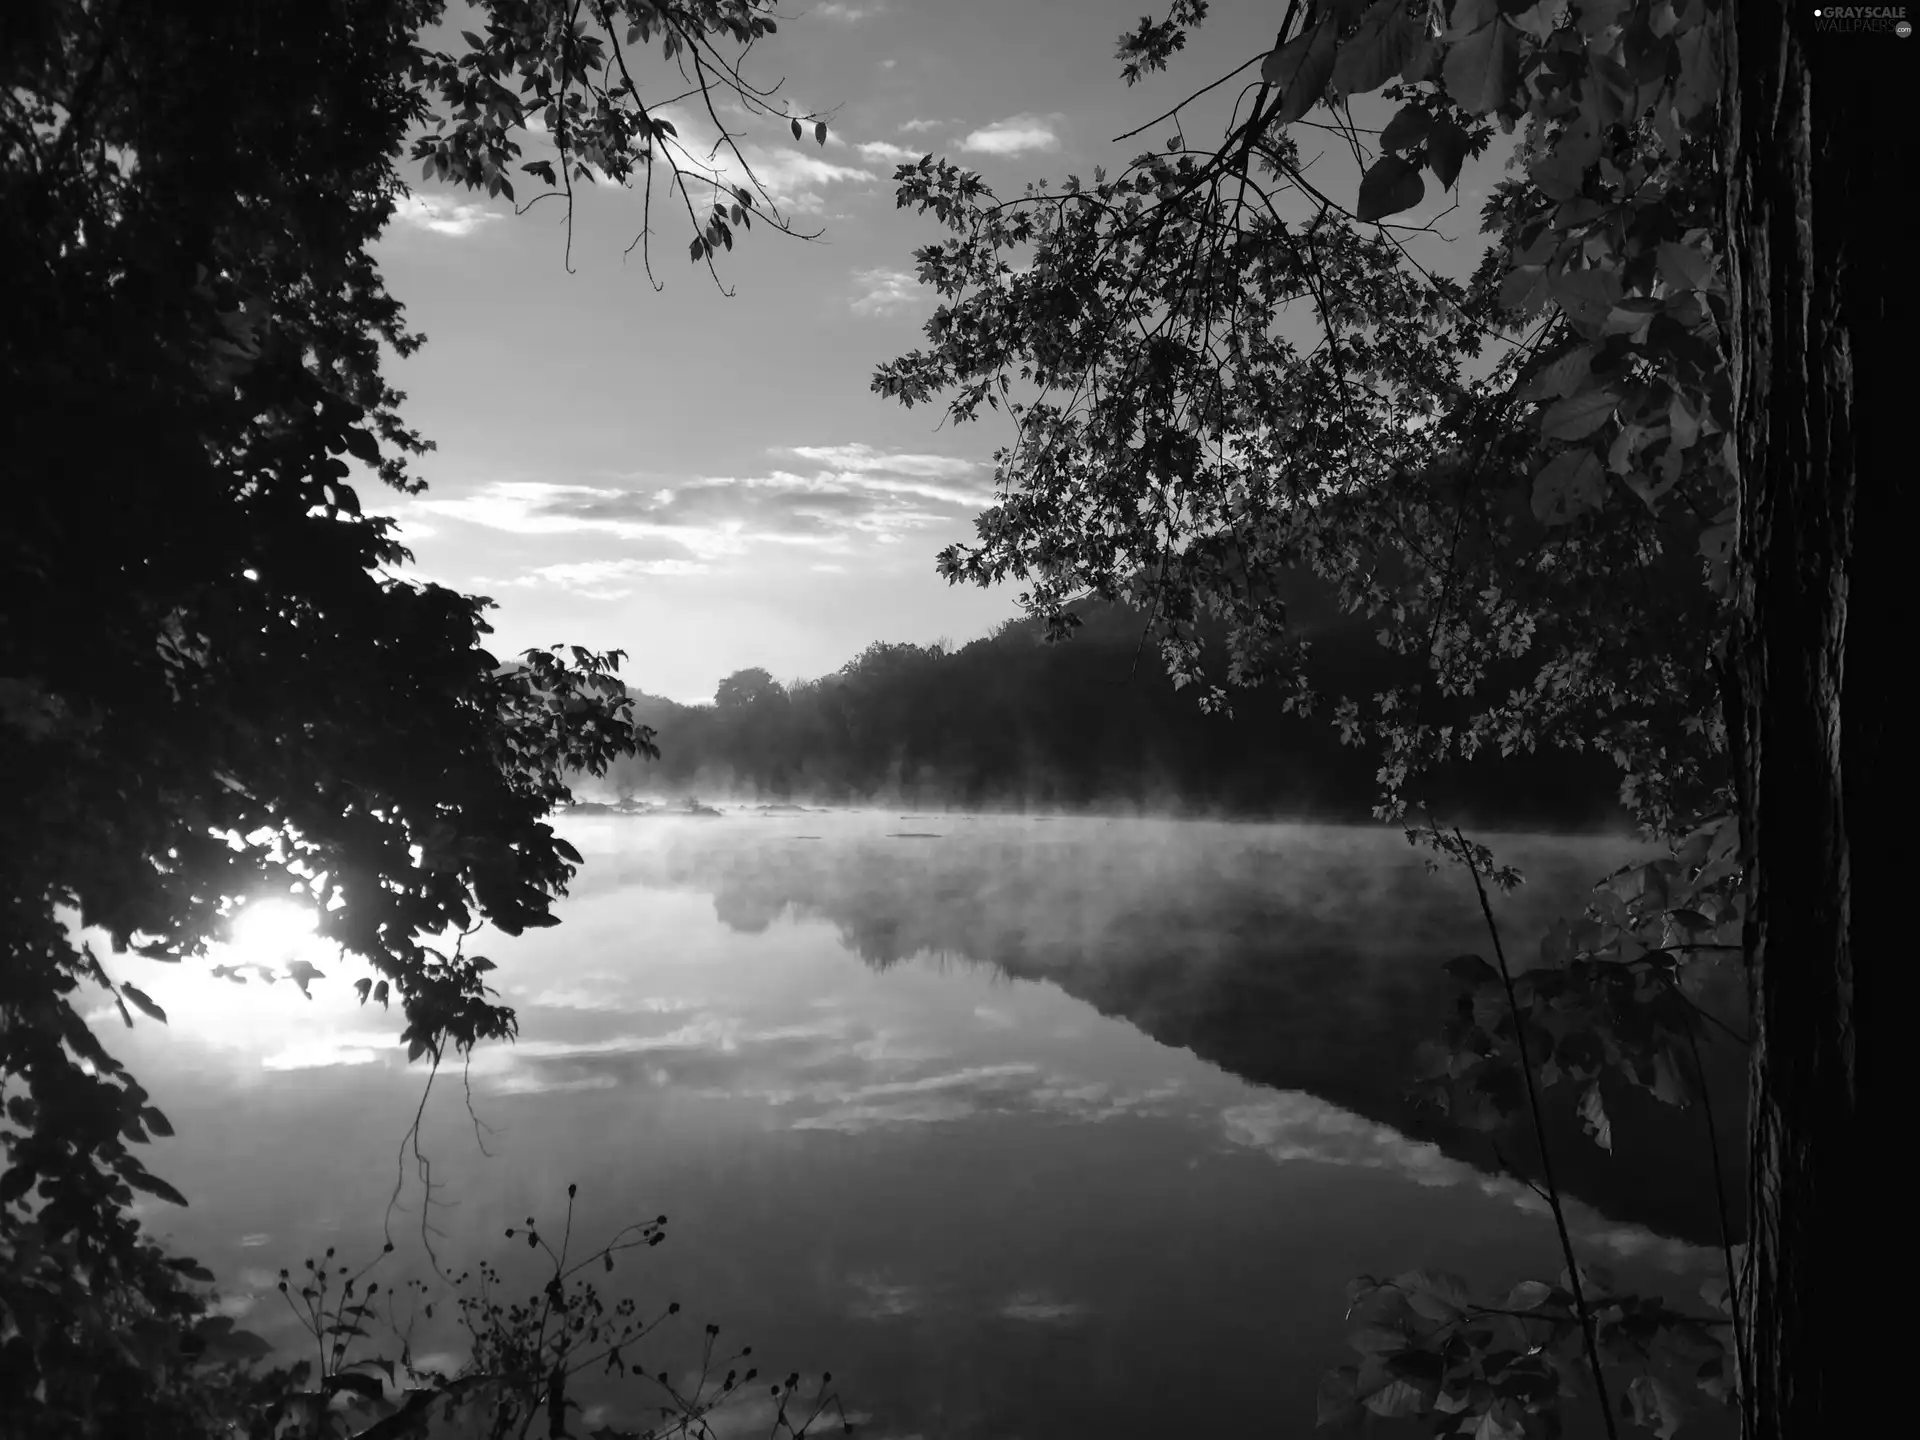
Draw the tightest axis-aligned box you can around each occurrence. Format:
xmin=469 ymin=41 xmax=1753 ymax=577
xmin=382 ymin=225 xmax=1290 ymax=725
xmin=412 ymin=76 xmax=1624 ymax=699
xmin=572 ymin=812 xmax=1745 ymax=1244
xmin=83 ymin=812 xmax=1729 ymax=1440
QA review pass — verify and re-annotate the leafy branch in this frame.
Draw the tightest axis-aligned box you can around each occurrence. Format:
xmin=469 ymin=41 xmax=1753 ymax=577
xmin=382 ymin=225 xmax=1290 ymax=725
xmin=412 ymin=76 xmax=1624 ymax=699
xmin=408 ymin=1 xmax=837 ymax=284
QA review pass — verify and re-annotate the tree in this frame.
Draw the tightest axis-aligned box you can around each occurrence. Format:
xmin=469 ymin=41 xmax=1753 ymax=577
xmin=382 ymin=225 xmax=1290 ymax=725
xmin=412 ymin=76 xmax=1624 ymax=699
xmin=875 ymin=0 xmax=1897 ymax=1431
xmin=713 ymin=667 xmax=786 ymax=710
xmin=1720 ymin=4 xmax=1899 ymax=1433
xmin=1 ymin=1 xmax=826 ymax=1431
xmin=876 ymin=0 xmax=1730 ymax=845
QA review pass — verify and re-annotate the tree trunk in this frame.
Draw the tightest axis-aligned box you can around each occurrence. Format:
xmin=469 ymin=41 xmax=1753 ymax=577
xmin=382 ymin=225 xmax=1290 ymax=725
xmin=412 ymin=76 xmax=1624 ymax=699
xmin=1724 ymin=4 xmax=1905 ymax=1433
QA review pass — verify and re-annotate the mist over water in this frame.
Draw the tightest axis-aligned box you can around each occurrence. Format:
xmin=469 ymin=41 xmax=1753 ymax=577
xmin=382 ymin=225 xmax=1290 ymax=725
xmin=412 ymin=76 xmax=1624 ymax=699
xmin=96 ymin=811 xmax=1734 ymax=1439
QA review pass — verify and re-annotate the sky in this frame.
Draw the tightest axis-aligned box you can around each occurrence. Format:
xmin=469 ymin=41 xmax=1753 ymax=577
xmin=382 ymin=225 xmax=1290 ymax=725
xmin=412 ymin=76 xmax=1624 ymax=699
xmin=368 ymin=1 xmax=1501 ymax=705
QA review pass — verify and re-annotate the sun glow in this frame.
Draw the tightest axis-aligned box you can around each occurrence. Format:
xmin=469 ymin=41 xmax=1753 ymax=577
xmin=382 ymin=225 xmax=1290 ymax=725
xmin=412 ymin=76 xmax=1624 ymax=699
xmin=74 ymin=891 xmax=380 ymax=1070
xmin=227 ymin=897 xmax=319 ymax=958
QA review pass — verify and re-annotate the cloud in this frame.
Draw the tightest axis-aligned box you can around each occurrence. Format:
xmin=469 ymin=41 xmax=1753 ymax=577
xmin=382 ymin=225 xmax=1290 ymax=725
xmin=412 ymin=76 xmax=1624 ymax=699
xmin=897 ymin=117 xmax=953 ymax=134
xmin=741 ymin=149 xmax=874 ymax=212
xmin=1220 ymin=1093 xmax=1719 ymax=1274
xmin=958 ymin=114 xmax=1062 ymax=156
xmin=999 ymin=1292 xmax=1087 ymax=1323
xmin=783 ymin=443 xmax=980 ymax=485
xmin=391 ymin=194 xmax=501 ymax=237
xmin=414 ymin=446 xmax=989 ymax=558
xmin=523 ymin=988 xmax=695 ymax=1013
xmin=650 ymin=106 xmax=873 ymax=214
xmin=848 ymin=1275 xmax=927 ymax=1319
xmin=476 ymin=557 xmax=710 ymax=600
xmin=1222 ymin=1093 xmax=1459 ymax=1180
xmin=260 ymin=1033 xmax=397 ymax=1070
xmin=855 ymin=140 xmax=921 ymax=163
xmin=815 ymin=1 xmax=878 ymax=18
xmin=849 ymin=267 xmax=927 ymax=316
xmin=789 ymin=1061 xmax=1086 ymax=1133
xmin=488 ymin=1072 xmax=620 ymax=1096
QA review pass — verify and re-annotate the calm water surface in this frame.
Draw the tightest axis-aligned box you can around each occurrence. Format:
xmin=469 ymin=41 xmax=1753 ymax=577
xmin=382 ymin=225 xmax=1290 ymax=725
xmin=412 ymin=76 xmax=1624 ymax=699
xmin=91 ymin=813 xmax=1727 ymax=1439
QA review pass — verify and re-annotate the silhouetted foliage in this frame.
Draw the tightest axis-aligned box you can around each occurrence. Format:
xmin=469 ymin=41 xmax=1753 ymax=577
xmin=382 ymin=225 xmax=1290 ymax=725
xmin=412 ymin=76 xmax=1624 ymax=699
xmin=1 ymin=1 xmax=823 ymax=1433
xmin=598 ymin=586 xmax=1634 ymax=829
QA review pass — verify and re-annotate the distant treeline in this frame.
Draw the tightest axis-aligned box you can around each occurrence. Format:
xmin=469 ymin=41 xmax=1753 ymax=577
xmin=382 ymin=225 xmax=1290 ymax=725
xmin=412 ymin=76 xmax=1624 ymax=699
xmin=594 ymin=590 xmax=1634 ymax=830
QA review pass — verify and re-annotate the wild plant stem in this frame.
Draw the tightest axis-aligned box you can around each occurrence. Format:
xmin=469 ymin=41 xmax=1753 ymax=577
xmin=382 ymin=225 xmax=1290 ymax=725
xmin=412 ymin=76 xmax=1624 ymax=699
xmin=1453 ymin=827 xmax=1620 ymax=1440
xmin=1682 ymin=1008 xmax=1752 ymax=1405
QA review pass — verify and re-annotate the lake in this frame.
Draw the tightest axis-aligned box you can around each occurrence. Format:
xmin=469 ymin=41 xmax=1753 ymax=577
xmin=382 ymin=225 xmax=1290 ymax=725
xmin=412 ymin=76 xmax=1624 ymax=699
xmin=88 ymin=812 xmax=1740 ymax=1439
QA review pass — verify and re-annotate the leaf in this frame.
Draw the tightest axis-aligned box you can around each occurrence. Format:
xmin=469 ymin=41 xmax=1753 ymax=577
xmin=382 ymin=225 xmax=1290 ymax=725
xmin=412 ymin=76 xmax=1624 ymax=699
xmin=1672 ymin=19 xmax=1720 ymax=121
xmin=1698 ymin=518 xmax=1735 ymax=565
xmin=1505 ymin=1279 xmax=1553 ymax=1310
xmin=1400 ymin=34 xmax=1437 ymax=83
xmin=814 ymin=120 xmax=827 ymax=146
xmin=1400 ymin=1269 xmax=1471 ymax=1320
xmin=1531 ymin=448 xmax=1606 ymax=526
xmin=1356 ymin=155 xmax=1425 ymax=222
xmin=555 ymin=838 xmax=584 ymax=864
xmin=1528 ymin=125 xmax=1596 ymax=200
xmin=140 ymin=1105 xmax=174 ymax=1138
xmin=1649 ymin=1050 xmax=1691 ymax=1107
xmin=1600 ymin=298 xmax=1661 ymax=338
xmin=1578 ymin=1082 xmax=1613 ymax=1152
xmin=790 ymin=117 xmax=802 ymax=142
xmin=1331 ymin=0 xmax=1420 ymax=96
xmin=1349 ymin=1323 xmax=1410 ymax=1355
xmin=1498 ymin=263 xmax=1548 ymax=316
xmin=1426 ymin=121 xmax=1471 ymax=189
xmin=327 ymin=1370 xmax=385 ymax=1402
xmin=1657 ymin=239 xmax=1713 ymax=292
xmin=1540 ymin=388 xmax=1620 ymax=440
xmin=1669 ymin=391 xmax=1702 ymax=450
xmin=1379 ymin=104 xmax=1430 ymax=154
xmin=284 ymin=960 xmax=324 ymax=998
xmin=1441 ymin=19 xmax=1520 ymax=117
xmin=1507 ymin=0 xmax=1567 ymax=42
xmin=121 ymin=984 xmax=167 ymax=1024
xmin=1362 ymin=1377 xmax=1430 ymax=1418
xmin=1443 ymin=0 xmax=1500 ymax=34
xmin=1576 ymin=0 xmax=1633 ymax=37
xmin=1547 ymin=266 xmax=1624 ymax=329
xmin=1265 ymin=16 xmax=1339 ymax=125
xmin=1627 ymin=1375 xmax=1685 ymax=1438
xmin=339 ymin=427 xmax=380 ymax=466
xmin=1519 ymin=344 xmax=1594 ymax=402
xmin=1444 ymin=954 xmax=1498 ymax=986
xmin=125 ymin=1166 xmax=190 ymax=1206
xmin=1472 ymin=1405 xmax=1528 ymax=1440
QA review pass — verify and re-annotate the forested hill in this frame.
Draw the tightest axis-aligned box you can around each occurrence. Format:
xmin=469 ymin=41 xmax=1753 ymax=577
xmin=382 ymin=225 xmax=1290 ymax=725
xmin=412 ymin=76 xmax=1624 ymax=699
xmin=594 ymin=596 xmax=1633 ymax=830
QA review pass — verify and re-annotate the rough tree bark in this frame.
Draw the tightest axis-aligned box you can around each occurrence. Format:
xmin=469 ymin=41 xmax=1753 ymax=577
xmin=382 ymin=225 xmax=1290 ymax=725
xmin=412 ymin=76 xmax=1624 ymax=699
xmin=1724 ymin=4 xmax=1905 ymax=1433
